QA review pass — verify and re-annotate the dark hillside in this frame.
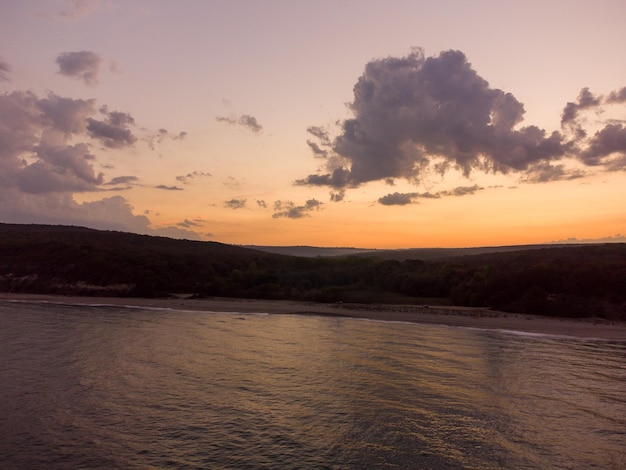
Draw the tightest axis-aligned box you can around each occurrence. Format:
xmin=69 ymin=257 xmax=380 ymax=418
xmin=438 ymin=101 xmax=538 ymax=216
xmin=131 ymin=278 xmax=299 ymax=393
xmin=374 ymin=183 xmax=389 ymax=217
xmin=1 ymin=223 xmax=624 ymax=319
xmin=0 ymin=223 xmax=283 ymax=297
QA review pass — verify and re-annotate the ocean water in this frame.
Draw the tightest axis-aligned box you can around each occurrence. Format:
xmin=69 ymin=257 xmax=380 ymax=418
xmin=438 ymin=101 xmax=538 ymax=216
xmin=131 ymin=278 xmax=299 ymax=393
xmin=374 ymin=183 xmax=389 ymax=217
xmin=0 ymin=300 xmax=624 ymax=469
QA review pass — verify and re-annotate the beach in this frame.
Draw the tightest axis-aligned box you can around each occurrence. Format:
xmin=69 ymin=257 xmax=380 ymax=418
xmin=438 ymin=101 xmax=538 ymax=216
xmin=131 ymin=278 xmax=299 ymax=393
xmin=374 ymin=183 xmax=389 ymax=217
xmin=1 ymin=293 xmax=625 ymax=340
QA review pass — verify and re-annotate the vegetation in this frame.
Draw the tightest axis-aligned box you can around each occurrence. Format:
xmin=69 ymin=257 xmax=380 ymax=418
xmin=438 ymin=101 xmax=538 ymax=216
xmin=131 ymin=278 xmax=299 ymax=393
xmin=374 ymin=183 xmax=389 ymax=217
xmin=1 ymin=223 xmax=625 ymax=320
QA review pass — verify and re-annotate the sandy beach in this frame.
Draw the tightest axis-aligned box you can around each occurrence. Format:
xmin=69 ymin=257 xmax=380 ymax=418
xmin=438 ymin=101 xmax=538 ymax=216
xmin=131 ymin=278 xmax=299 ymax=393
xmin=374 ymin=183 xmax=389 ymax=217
xmin=1 ymin=293 xmax=625 ymax=340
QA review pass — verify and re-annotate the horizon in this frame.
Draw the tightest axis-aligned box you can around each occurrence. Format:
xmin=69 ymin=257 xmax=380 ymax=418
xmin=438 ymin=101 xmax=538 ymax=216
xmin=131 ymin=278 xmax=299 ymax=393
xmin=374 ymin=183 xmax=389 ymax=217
xmin=1 ymin=1 xmax=625 ymax=248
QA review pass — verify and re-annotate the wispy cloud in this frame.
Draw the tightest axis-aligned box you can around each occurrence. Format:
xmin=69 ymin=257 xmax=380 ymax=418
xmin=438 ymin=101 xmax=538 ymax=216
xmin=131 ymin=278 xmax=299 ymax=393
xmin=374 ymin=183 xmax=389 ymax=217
xmin=0 ymin=59 xmax=11 ymax=82
xmin=216 ymin=114 xmax=263 ymax=133
xmin=176 ymin=171 xmax=211 ymax=184
xmin=378 ymin=185 xmax=484 ymax=205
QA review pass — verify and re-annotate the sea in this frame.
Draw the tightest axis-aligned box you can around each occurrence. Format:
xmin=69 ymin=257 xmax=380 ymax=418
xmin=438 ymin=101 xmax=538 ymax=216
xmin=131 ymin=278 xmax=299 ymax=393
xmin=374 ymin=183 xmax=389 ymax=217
xmin=0 ymin=300 xmax=624 ymax=469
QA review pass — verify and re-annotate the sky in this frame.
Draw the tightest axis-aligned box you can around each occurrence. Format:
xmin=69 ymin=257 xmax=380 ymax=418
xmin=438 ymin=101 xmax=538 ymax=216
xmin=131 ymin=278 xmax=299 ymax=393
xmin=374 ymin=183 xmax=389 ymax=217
xmin=1 ymin=0 xmax=626 ymax=248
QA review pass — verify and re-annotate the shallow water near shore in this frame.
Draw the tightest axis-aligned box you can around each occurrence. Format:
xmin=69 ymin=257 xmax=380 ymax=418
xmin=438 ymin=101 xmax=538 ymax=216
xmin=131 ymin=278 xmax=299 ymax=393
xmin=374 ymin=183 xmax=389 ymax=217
xmin=1 ymin=300 xmax=625 ymax=469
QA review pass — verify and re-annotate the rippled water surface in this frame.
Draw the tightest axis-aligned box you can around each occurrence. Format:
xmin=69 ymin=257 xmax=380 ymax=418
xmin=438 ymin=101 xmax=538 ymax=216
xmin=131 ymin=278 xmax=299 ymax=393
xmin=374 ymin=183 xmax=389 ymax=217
xmin=1 ymin=300 xmax=624 ymax=469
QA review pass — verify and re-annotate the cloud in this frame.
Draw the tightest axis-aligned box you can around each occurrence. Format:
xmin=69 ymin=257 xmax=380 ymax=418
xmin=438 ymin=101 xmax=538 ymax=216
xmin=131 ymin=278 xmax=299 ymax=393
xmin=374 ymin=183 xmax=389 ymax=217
xmin=330 ymin=189 xmax=345 ymax=202
xmin=378 ymin=192 xmax=418 ymax=206
xmin=176 ymin=171 xmax=211 ymax=184
xmin=443 ymin=185 xmax=484 ymax=197
xmin=51 ymin=0 xmax=100 ymax=20
xmin=580 ymin=123 xmax=626 ymax=167
xmin=216 ymin=114 xmax=263 ymax=133
xmin=156 ymin=185 xmax=183 ymax=191
xmin=272 ymin=199 xmax=322 ymax=219
xmin=147 ymin=128 xmax=187 ymax=150
xmin=0 ymin=192 xmax=149 ymax=233
xmin=520 ymin=163 xmax=586 ymax=183
xmin=607 ymin=87 xmax=626 ymax=104
xmin=551 ymin=233 xmax=626 ymax=244
xmin=561 ymin=88 xmax=601 ymax=126
xmin=377 ymin=185 xmax=484 ymax=205
xmin=0 ymin=60 xmax=11 ymax=81
xmin=106 ymin=176 xmax=139 ymax=186
xmin=0 ymin=91 xmax=103 ymax=194
xmin=56 ymin=51 xmax=103 ymax=86
xmin=86 ymin=107 xmax=137 ymax=148
xmin=306 ymin=126 xmax=332 ymax=158
xmin=256 ymin=199 xmax=267 ymax=208
xmin=177 ymin=218 xmax=202 ymax=228
xmin=225 ymin=198 xmax=246 ymax=209
xmin=297 ymin=48 xmax=626 ymax=196
xmin=0 ymin=89 xmax=197 ymax=240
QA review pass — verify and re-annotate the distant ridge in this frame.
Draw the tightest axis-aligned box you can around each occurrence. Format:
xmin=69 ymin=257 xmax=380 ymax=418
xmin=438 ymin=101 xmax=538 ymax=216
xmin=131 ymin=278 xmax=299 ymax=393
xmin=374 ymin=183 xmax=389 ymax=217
xmin=241 ymin=245 xmax=377 ymax=257
xmin=243 ymin=244 xmax=587 ymax=260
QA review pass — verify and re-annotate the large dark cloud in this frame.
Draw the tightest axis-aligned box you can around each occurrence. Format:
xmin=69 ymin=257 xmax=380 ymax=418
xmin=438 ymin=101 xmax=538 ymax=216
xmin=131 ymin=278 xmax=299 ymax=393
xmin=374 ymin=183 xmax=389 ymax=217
xmin=0 ymin=89 xmax=197 ymax=239
xmin=0 ymin=91 xmax=102 ymax=193
xmin=298 ymin=48 xmax=626 ymax=195
xmin=56 ymin=51 xmax=103 ymax=86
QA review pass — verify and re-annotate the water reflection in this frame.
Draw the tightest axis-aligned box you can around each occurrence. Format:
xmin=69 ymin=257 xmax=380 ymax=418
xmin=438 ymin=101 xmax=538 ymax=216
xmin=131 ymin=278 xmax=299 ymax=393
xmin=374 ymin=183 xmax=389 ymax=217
xmin=0 ymin=301 xmax=624 ymax=469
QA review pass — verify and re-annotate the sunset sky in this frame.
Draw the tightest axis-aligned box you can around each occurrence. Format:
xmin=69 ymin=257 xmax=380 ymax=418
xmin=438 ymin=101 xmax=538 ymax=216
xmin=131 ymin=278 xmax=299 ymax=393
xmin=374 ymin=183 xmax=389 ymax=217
xmin=1 ymin=0 xmax=626 ymax=248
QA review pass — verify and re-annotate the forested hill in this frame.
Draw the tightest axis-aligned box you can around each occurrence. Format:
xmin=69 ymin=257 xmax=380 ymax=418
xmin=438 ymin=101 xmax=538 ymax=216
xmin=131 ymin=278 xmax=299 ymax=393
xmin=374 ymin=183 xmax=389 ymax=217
xmin=1 ymin=223 xmax=625 ymax=320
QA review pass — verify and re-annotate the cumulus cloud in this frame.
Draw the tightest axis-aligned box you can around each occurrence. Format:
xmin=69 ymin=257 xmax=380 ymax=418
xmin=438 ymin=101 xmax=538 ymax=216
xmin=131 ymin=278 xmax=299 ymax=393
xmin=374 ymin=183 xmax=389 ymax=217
xmin=0 ymin=89 xmax=197 ymax=240
xmin=216 ymin=114 xmax=263 ymax=133
xmin=580 ymin=124 xmax=626 ymax=167
xmin=256 ymin=199 xmax=267 ymax=208
xmin=0 ymin=60 xmax=11 ymax=81
xmin=225 ymin=198 xmax=246 ymax=209
xmin=156 ymin=185 xmax=183 ymax=191
xmin=56 ymin=51 xmax=103 ymax=86
xmin=86 ymin=107 xmax=137 ymax=148
xmin=297 ymin=48 xmax=626 ymax=198
xmin=176 ymin=171 xmax=211 ymax=184
xmin=0 ymin=192 xmax=151 ymax=234
xmin=0 ymin=91 xmax=102 ymax=194
xmin=272 ymin=199 xmax=322 ymax=219
xmin=561 ymin=88 xmax=601 ymax=126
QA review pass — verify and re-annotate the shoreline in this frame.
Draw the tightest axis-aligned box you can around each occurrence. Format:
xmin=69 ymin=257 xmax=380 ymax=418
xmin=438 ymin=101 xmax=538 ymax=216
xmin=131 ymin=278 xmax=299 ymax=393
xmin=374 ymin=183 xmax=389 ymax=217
xmin=1 ymin=293 xmax=625 ymax=340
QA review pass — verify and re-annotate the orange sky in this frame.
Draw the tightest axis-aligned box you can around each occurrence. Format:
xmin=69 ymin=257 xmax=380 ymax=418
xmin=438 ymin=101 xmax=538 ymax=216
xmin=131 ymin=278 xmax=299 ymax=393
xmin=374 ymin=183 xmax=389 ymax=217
xmin=1 ymin=0 xmax=625 ymax=248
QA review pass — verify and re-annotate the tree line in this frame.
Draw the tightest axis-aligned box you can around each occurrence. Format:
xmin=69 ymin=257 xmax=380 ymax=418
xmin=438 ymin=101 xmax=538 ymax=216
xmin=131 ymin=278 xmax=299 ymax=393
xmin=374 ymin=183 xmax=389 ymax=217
xmin=1 ymin=224 xmax=624 ymax=320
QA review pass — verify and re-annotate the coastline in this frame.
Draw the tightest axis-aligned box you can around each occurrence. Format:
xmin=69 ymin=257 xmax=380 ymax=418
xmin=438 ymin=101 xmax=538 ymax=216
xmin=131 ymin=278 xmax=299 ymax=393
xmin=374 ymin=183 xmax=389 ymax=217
xmin=1 ymin=293 xmax=625 ymax=340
